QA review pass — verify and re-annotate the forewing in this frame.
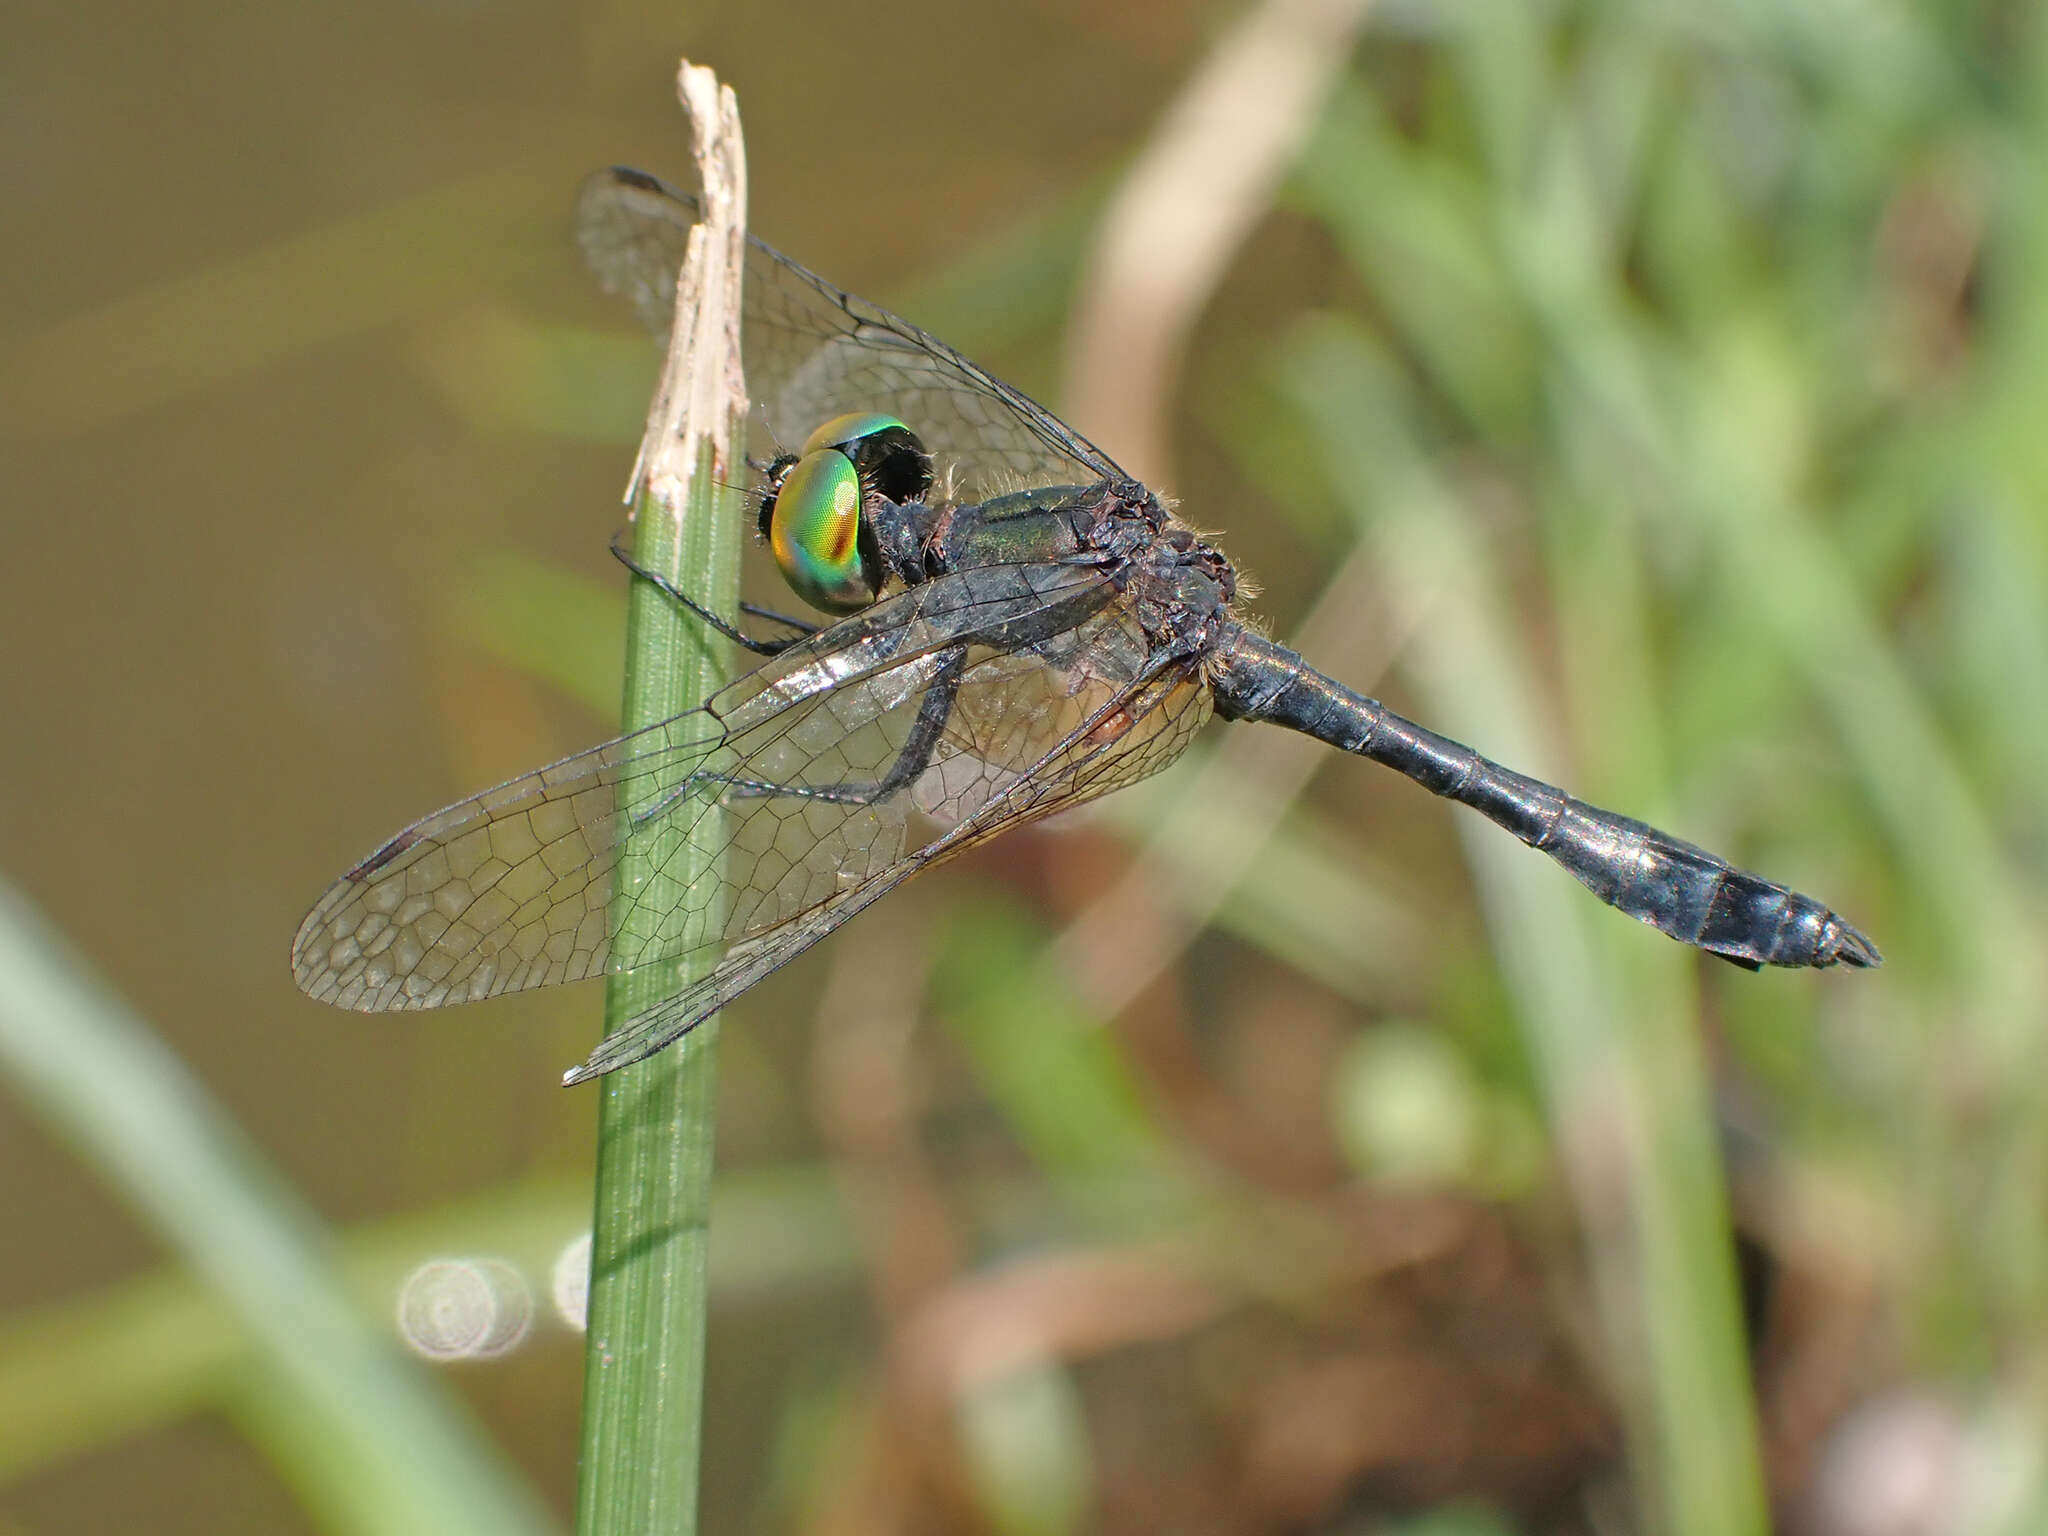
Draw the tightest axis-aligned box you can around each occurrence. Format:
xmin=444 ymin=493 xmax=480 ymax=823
xmin=567 ymin=637 xmax=1215 ymax=1082
xmin=292 ymin=561 xmax=1116 ymax=1013
xmin=575 ymin=166 xmax=1123 ymax=499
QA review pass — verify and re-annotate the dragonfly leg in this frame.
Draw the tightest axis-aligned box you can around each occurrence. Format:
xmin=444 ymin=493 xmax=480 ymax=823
xmin=609 ymin=530 xmax=811 ymax=655
xmin=726 ymin=645 xmax=969 ymax=805
xmin=624 ymin=646 xmax=969 ymax=834
xmin=738 ymin=598 xmax=821 ymax=637
xmin=1210 ymin=628 xmax=1880 ymax=969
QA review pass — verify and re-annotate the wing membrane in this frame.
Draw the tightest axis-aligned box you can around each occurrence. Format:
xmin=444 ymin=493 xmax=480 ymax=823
xmin=575 ymin=166 xmax=1123 ymax=499
xmin=291 ymin=561 xmax=1118 ymax=1013
xmin=568 ymin=648 xmax=1215 ymax=1081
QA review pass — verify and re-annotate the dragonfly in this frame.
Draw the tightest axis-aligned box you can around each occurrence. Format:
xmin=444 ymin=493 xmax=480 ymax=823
xmin=292 ymin=166 xmax=1880 ymax=1086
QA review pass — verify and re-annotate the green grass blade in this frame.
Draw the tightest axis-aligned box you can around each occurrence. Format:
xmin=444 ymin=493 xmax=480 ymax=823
xmin=573 ymin=65 xmax=749 ymax=1536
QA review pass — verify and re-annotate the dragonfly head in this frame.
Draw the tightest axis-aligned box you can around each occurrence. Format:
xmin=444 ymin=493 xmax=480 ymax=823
xmin=759 ymin=413 xmax=934 ymax=614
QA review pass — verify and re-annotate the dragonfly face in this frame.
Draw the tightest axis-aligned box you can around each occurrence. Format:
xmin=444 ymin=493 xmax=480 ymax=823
xmin=756 ymin=412 xmax=933 ymax=613
xmin=290 ymin=165 xmax=1878 ymax=1087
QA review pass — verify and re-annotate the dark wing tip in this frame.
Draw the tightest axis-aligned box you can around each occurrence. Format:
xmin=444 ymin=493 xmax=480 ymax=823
xmin=574 ymin=165 xmax=702 ymax=338
xmin=559 ymin=1031 xmax=657 ymax=1087
xmin=560 ymin=1007 xmax=699 ymax=1086
xmin=605 ymin=164 xmax=662 ymax=191
xmin=587 ymin=164 xmax=687 ymax=202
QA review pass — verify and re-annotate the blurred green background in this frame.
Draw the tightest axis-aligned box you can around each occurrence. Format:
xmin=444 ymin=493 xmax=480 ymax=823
xmin=1 ymin=0 xmax=2037 ymax=1532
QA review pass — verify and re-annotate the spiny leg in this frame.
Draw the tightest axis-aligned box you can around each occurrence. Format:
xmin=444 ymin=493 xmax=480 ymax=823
xmin=726 ymin=645 xmax=969 ymax=805
xmin=626 ymin=646 xmax=969 ymax=834
xmin=739 ymin=598 xmax=822 ymax=636
xmin=609 ymin=529 xmax=816 ymax=656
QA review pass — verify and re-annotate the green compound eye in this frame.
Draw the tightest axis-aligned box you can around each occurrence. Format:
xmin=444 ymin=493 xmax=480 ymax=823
xmin=767 ymin=449 xmax=876 ymax=613
xmin=800 ymin=413 xmax=934 ymax=506
xmin=800 ymin=412 xmax=908 ymax=460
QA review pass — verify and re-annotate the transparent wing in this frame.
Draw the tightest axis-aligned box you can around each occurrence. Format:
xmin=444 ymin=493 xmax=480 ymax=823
xmin=575 ymin=166 xmax=1124 ymax=500
xmin=567 ymin=642 xmax=1216 ymax=1082
xmin=292 ymin=559 xmax=1128 ymax=1014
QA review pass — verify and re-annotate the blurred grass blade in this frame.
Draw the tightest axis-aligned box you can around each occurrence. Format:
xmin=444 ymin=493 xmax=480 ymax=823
xmin=933 ymin=895 xmax=1170 ymax=1184
xmin=0 ymin=157 xmax=583 ymax=438
xmin=405 ymin=304 xmax=658 ymax=442
xmin=0 ymin=1167 xmax=857 ymax=1483
xmin=0 ymin=876 xmax=554 ymax=1536
xmin=448 ymin=548 xmax=626 ymax=718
